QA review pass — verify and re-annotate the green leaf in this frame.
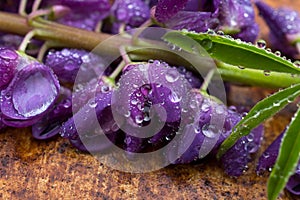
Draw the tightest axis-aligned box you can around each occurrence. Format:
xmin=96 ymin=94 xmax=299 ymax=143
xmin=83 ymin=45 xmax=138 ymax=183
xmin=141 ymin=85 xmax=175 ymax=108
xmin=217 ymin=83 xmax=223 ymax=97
xmin=217 ymin=83 xmax=300 ymax=159
xmin=267 ymin=108 xmax=300 ymax=200
xmin=163 ymin=31 xmax=300 ymax=75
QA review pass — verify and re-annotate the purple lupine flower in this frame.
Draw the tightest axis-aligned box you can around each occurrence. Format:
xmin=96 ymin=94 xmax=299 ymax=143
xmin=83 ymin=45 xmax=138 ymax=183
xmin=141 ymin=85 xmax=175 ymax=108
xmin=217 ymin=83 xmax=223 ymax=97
xmin=113 ymin=60 xmax=193 ymax=154
xmin=32 ymin=87 xmax=72 ymax=140
xmin=57 ymin=0 xmax=111 ymax=30
xmin=217 ymin=0 xmax=258 ymax=42
xmin=0 ymin=47 xmax=18 ymax=90
xmin=256 ymin=130 xmax=300 ymax=195
xmin=256 ymin=1 xmax=300 ymax=58
xmin=45 ymin=48 xmax=106 ymax=83
xmin=0 ymin=61 xmax=60 ymax=127
xmin=108 ymin=0 xmax=150 ymax=34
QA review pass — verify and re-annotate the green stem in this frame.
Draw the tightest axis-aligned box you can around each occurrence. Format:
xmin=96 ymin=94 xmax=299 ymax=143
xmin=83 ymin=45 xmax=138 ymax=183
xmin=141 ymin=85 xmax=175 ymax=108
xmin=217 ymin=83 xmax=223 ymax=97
xmin=0 ymin=11 xmax=299 ymax=89
xmin=216 ymin=61 xmax=300 ymax=88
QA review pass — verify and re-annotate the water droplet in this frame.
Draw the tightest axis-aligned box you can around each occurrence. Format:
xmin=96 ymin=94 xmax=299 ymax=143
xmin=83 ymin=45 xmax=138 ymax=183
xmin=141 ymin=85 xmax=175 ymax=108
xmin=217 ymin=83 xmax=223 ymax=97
xmin=238 ymin=66 xmax=245 ymax=69
xmin=201 ymin=103 xmax=210 ymax=112
xmin=111 ymin=123 xmax=119 ymax=132
xmin=165 ymin=69 xmax=179 ymax=83
xmin=124 ymin=110 xmax=131 ymax=117
xmin=206 ymin=29 xmax=215 ymax=35
xmin=268 ymin=167 xmax=272 ymax=172
xmin=263 ymin=70 xmax=271 ymax=76
xmin=124 ymin=137 xmax=132 ymax=145
xmin=131 ymin=99 xmax=138 ymax=105
xmin=63 ymin=99 xmax=71 ymax=108
xmin=135 ymin=115 xmax=143 ymax=124
xmin=194 ymin=125 xmax=201 ymax=134
xmin=216 ymin=30 xmax=224 ymax=35
xmin=140 ymin=84 xmax=151 ymax=97
xmin=202 ymin=124 xmax=219 ymax=138
xmin=246 ymin=133 xmax=254 ymax=142
xmin=263 ymin=152 xmax=270 ymax=159
xmin=275 ymin=51 xmax=281 ymax=56
xmin=101 ymin=85 xmax=110 ymax=93
xmin=294 ymin=60 xmax=300 ymax=67
xmin=256 ymin=39 xmax=266 ymax=49
xmin=165 ymin=136 xmax=171 ymax=141
xmin=216 ymin=105 xmax=225 ymax=114
xmin=0 ymin=48 xmax=18 ymax=61
xmin=138 ymin=64 xmax=147 ymax=71
xmin=266 ymin=48 xmax=272 ymax=52
xmin=273 ymin=101 xmax=280 ymax=107
xmin=200 ymin=39 xmax=213 ymax=50
xmin=89 ymin=100 xmax=97 ymax=108
xmin=168 ymin=91 xmax=182 ymax=103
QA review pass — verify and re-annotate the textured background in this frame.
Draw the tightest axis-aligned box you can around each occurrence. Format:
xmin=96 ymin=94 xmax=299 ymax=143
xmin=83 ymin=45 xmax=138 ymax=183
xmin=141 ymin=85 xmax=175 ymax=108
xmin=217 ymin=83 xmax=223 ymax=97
xmin=0 ymin=0 xmax=300 ymax=199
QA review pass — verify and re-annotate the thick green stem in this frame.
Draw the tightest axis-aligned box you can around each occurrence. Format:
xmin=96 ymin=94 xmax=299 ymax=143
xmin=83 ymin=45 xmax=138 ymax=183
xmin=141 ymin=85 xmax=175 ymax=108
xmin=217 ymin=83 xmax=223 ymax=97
xmin=0 ymin=11 xmax=299 ymax=88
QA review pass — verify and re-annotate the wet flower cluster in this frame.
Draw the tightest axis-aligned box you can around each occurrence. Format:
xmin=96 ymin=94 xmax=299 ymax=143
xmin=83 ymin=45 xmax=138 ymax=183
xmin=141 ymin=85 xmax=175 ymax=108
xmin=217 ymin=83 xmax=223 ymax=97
xmin=1 ymin=0 xmax=300 ymax=196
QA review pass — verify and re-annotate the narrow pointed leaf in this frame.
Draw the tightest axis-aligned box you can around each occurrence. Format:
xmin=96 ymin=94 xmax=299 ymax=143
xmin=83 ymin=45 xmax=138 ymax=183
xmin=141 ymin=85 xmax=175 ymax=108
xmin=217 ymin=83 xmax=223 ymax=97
xmin=268 ymin=108 xmax=300 ymax=200
xmin=217 ymin=83 xmax=300 ymax=159
xmin=163 ymin=31 xmax=300 ymax=74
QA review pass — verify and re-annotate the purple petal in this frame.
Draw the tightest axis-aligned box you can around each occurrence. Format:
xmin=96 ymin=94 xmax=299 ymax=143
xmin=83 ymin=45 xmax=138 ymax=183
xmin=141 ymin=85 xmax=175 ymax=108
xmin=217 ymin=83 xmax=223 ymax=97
xmin=256 ymin=1 xmax=300 ymax=37
xmin=220 ymin=124 xmax=263 ymax=176
xmin=32 ymin=87 xmax=72 ymax=140
xmin=45 ymin=48 xmax=106 ymax=83
xmin=1 ymin=62 xmax=60 ymax=127
xmin=256 ymin=131 xmax=284 ymax=174
xmin=60 ymin=0 xmax=111 ymax=12
xmin=256 ymin=1 xmax=300 ymax=58
xmin=165 ymin=11 xmax=219 ymax=32
xmin=286 ymin=173 xmax=300 ymax=195
xmin=168 ymin=102 xmax=264 ymax=177
xmin=233 ymin=23 xmax=259 ymax=43
xmin=111 ymin=0 xmax=150 ymax=27
xmin=199 ymin=0 xmax=220 ymax=14
xmin=154 ymin=0 xmax=188 ymax=23
xmin=184 ymin=0 xmax=201 ymax=11
xmin=58 ymin=12 xmax=108 ymax=31
xmin=219 ymin=0 xmax=256 ymax=31
xmin=0 ymin=47 xmax=18 ymax=89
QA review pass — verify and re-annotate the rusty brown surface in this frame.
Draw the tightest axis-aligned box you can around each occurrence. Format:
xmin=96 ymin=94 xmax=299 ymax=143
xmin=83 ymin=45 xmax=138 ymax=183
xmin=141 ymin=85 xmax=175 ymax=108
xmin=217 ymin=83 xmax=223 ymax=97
xmin=1 ymin=0 xmax=300 ymax=200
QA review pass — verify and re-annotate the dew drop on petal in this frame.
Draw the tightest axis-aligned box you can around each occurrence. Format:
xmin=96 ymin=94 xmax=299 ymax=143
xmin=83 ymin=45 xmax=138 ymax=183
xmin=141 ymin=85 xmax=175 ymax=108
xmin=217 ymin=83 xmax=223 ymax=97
xmin=168 ymin=91 xmax=182 ymax=103
xmin=202 ymin=124 xmax=218 ymax=138
xmin=165 ymin=69 xmax=179 ymax=83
